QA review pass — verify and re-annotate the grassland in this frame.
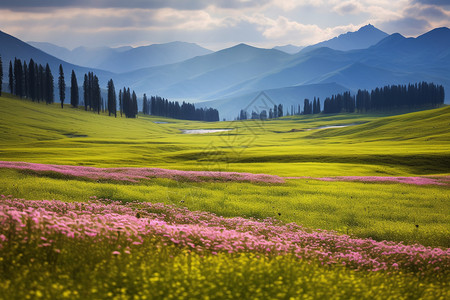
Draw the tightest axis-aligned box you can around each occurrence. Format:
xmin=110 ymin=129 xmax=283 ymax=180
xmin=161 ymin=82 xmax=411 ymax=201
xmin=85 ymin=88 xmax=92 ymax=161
xmin=0 ymin=94 xmax=449 ymax=299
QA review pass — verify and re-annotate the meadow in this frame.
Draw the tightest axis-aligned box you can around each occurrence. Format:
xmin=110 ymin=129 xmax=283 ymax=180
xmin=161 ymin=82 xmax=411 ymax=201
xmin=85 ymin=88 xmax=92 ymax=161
xmin=0 ymin=94 xmax=449 ymax=299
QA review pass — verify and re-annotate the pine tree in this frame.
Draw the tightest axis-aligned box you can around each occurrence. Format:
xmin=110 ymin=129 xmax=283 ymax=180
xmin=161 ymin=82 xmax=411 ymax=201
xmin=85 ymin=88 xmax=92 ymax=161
xmin=0 ymin=55 xmax=3 ymax=96
xmin=277 ymin=104 xmax=283 ymax=118
xmin=8 ymin=61 xmax=13 ymax=94
xmin=28 ymin=60 xmax=35 ymax=101
xmin=58 ymin=64 xmax=65 ymax=108
xmin=23 ymin=61 xmax=29 ymax=98
xmin=83 ymin=74 xmax=88 ymax=110
xmin=45 ymin=64 xmax=54 ymax=104
xmin=132 ymin=91 xmax=138 ymax=118
xmin=93 ymin=75 xmax=101 ymax=114
xmin=70 ymin=70 xmax=79 ymax=107
xmin=107 ymin=79 xmax=116 ymax=117
xmin=119 ymin=89 xmax=123 ymax=117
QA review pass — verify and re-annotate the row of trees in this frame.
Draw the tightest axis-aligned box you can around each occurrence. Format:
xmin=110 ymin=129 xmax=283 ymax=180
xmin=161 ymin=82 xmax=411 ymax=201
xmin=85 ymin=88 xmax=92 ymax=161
xmin=6 ymin=57 xmax=55 ymax=104
xmin=234 ymin=82 xmax=444 ymax=120
xmin=237 ymin=104 xmax=284 ymax=120
xmin=303 ymin=98 xmax=321 ymax=115
xmin=322 ymin=83 xmax=444 ymax=114
xmin=355 ymin=82 xmax=445 ymax=112
xmin=2 ymin=56 xmax=218 ymax=120
xmin=143 ymin=95 xmax=220 ymax=122
xmin=323 ymin=91 xmax=356 ymax=114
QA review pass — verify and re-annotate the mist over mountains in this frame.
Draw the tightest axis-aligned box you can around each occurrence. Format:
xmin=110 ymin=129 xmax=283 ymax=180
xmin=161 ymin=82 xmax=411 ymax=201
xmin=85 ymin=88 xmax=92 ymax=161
xmin=28 ymin=41 xmax=213 ymax=73
xmin=1 ymin=25 xmax=449 ymax=119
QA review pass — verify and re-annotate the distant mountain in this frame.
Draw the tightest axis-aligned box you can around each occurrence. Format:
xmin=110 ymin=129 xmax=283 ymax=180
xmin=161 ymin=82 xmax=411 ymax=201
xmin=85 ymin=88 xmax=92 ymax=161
xmin=3 ymin=26 xmax=450 ymax=120
xmin=273 ymin=44 xmax=303 ymax=54
xmin=97 ymin=41 xmax=213 ymax=73
xmin=0 ymin=31 xmax=113 ymax=88
xmin=30 ymin=41 xmax=213 ymax=73
xmin=118 ymin=43 xmax=291 ymax=99
xmin=302 ymin=24 xmax=388 ymax=52
xmin=197 ymin=83 xmax=350 ymax=119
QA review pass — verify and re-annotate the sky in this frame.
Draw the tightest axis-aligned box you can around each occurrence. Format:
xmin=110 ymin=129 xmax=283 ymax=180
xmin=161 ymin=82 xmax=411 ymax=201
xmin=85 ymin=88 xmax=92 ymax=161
xmin=0 ymin=0 xmax=449 ymax=50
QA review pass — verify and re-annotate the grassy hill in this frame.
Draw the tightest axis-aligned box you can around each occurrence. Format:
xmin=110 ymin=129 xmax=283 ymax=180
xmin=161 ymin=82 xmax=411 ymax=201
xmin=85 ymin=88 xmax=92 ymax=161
xmin=1 ymin=94 xmax=449 ymax=176
xmin=0 ymin=94 xmax=449 ymax=298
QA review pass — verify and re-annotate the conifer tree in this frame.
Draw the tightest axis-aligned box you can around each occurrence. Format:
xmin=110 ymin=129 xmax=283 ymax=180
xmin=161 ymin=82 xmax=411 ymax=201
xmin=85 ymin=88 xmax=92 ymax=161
xmin=70 ymin=70 xmax=79 ymax=108
xmin=119 ymin=89 xmax=123 ymax=117
xmin=277 ymin=104 xmax=283 ymax=117
xmin=8 ymin=61 xmax=13 ymax=94
xmin=58 ymin=64 xmax=65 ymax=108
xmin=107 ymin=79 xmax=116 ymax=117
xmin=45 ymin=64 xmax=54 ymax=104
xmin=28 ymin=59 xmax=36 ymax=101
xmin=23 ymin=61 xmax=29 ymax=98
xmin=0 ymin=55 xmax=2 ymax=96
xmin=83 ymin=74 xmax=88 ymax=110
xmin=93 ymin=75 xmax=101 ymax=114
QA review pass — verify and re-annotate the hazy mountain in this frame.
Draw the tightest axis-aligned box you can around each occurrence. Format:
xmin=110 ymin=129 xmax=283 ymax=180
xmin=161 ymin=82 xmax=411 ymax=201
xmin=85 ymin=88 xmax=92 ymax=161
xmin=273 ymin=44 xmax=303 ymax=54
xmin=302 ymin=24 xmax=388 ymax=52
xmin=197 ymin=83 xmax=350 ymax=119
xmin=27 ymin=41 xmax=72 ymax=59
xmin=118 ymin=43 xmax=291 ymax=99
xmin=30 ymin=40 xmax=213 ymax=73
xmin=97 ymin=41 xmax=213 ymax=73
xmin=0 ymin=30 xmax=113 ymax=88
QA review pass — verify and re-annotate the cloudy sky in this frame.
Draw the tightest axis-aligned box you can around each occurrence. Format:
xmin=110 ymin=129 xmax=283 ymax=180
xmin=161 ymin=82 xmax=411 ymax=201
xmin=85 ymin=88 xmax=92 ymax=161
xmin=0 ymin=0 xmax=448 ymax=50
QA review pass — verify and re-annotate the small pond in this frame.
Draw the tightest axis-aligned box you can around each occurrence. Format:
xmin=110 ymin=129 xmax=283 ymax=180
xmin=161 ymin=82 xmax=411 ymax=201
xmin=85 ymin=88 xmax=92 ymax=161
xmin=181 ymin=129 xmax=233 ymax=134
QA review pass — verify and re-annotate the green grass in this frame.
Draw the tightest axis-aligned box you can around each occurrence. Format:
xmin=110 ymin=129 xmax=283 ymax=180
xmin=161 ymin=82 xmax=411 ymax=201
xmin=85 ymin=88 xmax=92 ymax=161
xmin=0 ymin=94 xmax=449 ymax=298
xmin=1 ymin=236 xmax=448 ymax=300
xmin=1 ymin=94 xmax=449 ymax=176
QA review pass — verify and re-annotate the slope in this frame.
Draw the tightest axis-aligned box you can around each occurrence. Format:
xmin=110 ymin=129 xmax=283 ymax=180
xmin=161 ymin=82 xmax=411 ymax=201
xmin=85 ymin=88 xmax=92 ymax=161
xmin=0 ymin=94 xmax=449 ymax=177
xmin=0 ymin=30 xmax=114 ymax=87
xmin=302 ymin=24 xmax=388 ymax=52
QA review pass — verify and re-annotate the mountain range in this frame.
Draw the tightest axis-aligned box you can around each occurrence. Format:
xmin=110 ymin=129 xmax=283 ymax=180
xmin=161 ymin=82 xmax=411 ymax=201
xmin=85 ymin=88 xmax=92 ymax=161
xmin=28 ymin=41 xmax=213 ymax=73
xmin=1 ymin=25 xmax=449 ymax=119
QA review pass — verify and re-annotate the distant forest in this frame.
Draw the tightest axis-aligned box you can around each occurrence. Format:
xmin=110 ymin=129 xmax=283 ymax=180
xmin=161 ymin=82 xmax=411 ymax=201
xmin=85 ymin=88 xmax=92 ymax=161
xmin=142 ymin=95 xmax=219 ymax=122
xmin=1 ymin=56 xmax=220 ymax=122
xmin=238 ymin=82 xmax=445 ymax=120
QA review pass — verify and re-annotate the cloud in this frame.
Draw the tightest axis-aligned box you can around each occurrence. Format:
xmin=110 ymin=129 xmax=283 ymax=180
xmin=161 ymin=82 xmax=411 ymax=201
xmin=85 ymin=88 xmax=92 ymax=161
xmin=412 ymin=0 xmax=450 ymax=7
xmin=405 ymin=4 xmax=449 ymax=21
xmin=333 ymin=1 xmax=363 ymax=15
xmin=378 ymin=17 xmax=431 ymax=36
xmin=0 ymin=0 xmax=271 ymax=11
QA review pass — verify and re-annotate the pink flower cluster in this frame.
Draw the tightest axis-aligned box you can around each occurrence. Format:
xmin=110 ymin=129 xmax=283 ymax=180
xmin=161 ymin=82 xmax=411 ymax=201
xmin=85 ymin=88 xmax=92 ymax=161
xmin=287 ymin=176 xmax=450 ymax=185
xmin=0 ymin=161 xmax=284 ymax=184
xmin=1 ymin=196 xmax=448 ymax=272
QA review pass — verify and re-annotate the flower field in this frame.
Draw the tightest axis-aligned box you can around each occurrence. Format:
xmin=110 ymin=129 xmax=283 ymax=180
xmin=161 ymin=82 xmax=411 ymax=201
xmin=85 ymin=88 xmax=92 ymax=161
xmin=0 ymin=96 xmax=449 ymax=298
xmin=0 ymin=196 xmax=449 ymax=299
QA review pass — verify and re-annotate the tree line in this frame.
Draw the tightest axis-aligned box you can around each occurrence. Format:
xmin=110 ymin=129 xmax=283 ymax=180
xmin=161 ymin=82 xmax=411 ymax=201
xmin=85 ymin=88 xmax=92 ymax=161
xmin=322 ymin=83 xmax=444 ymax=114
xmin=5 ymin=57 xmax=55 ymax=104
xmin=142 ymin=95 xmax=220 ymax=122
xmin=237 ymin=104 xmax=284 ymax=120
xmin=1 ymin=56 xmax=220 ymax=121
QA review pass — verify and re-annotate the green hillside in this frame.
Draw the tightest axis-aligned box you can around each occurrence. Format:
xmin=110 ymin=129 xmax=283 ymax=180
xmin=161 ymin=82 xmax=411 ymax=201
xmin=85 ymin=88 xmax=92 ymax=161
xmin=1 ymin=94 xmax=449 ymax=176
xmin=0 ymin=94 xmax=449 ymax=298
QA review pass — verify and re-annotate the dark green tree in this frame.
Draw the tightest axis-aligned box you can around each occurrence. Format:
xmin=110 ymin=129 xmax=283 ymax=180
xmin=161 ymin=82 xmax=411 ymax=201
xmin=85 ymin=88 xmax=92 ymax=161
xmin=28 ymin=59 xmax=36 ymax=101
xmin=45 ymin=64 xmax=54 ymax=104
xmin=70 ymin=70 xmax=79 ymax=108
xmin=8 ymin=61 xmax=13 ymax=94
xmin=277 ymin=104 xmax=283 ymax=118
xmin=58 ymin=64 xmax=65 ymax=108
xmin=119 ymin=89 xmax=123 ymax=117
xmin=107 ymin=79 xmax=117 ymax=117
xmin=0 ymin=55 xmax=2 ymax=96
xmin=83 ymin=74 xmax=88 ymax=110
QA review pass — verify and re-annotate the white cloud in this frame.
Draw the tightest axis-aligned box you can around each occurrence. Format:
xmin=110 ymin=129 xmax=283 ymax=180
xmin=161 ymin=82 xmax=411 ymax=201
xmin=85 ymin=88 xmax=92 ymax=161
xmin=333 ymin=0 xmax=363 ymax=15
